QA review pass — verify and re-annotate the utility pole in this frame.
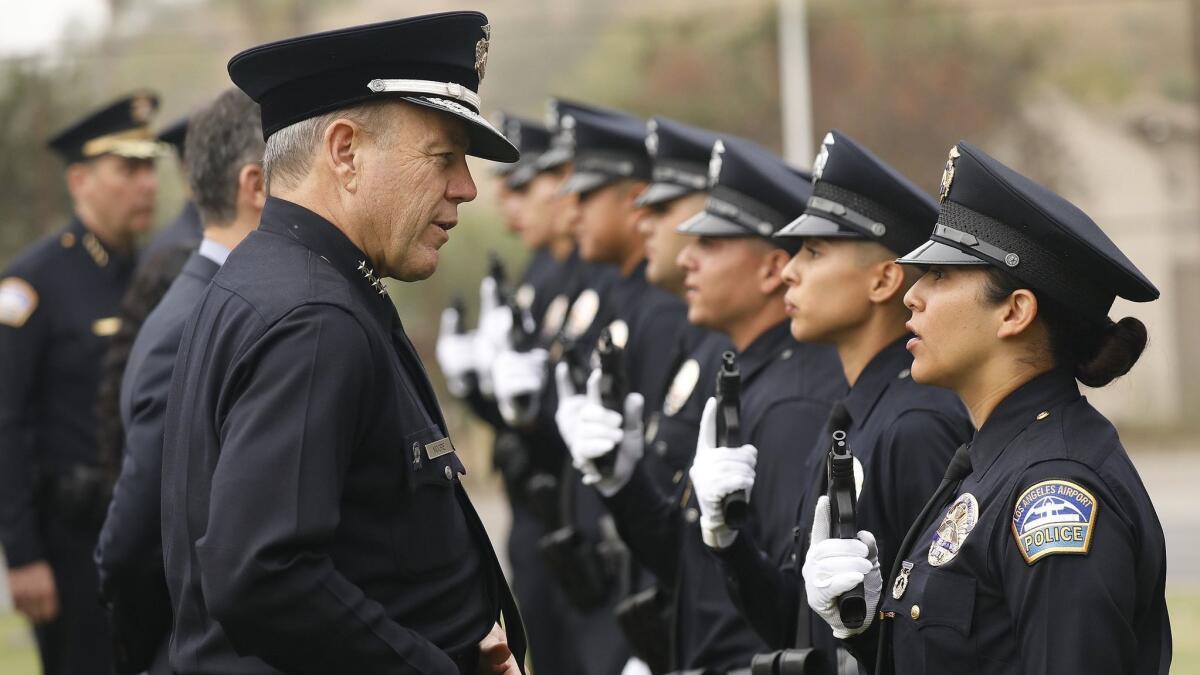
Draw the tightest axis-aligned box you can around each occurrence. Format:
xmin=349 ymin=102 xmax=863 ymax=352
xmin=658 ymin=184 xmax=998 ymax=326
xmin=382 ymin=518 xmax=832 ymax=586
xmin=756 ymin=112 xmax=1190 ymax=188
xmin=778 ymin=0 xmax=813 ymax=166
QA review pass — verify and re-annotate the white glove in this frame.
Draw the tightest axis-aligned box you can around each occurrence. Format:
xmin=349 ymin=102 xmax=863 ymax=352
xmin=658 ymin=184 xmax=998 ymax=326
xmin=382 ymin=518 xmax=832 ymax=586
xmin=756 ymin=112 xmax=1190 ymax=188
xmin=491 ymin=348 xmax=548 ymax=427
xmin=688 ymin=397 xmax=757 ymax=550
xmin=556 ymin=367 xmax=644 ymax=496
xmin=436 ymin=307 xmax=477 ymax=398
xmin=802 ymin=495 xmax=882 ymax=639
xmin=474 ymin=276 xmax=511 ymax=396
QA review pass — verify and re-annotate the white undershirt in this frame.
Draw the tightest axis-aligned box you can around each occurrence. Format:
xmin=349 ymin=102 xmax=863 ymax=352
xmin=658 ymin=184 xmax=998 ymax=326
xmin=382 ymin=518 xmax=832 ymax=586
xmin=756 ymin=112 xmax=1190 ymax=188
xmin=198 ymin=238 xmax=232 ymax=266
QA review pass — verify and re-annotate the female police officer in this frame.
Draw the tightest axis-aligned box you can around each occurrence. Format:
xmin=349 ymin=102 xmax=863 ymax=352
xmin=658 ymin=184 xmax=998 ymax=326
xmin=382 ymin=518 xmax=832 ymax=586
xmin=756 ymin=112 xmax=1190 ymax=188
xmin=803 ymin=141 xmax=1171 ymax=675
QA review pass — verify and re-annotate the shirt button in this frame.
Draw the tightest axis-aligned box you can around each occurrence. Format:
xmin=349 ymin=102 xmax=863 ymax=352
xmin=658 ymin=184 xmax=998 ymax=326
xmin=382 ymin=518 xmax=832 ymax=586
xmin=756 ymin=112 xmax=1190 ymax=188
xmin=910 ymin=605 xmax=921 ymax=620
xmin=672 ymin=470 xmax=684 ymax=485
xmin=685 ymin=508 xmax=699 ymax=523
xmin=444 ymin=465 xmax=454 ymax=480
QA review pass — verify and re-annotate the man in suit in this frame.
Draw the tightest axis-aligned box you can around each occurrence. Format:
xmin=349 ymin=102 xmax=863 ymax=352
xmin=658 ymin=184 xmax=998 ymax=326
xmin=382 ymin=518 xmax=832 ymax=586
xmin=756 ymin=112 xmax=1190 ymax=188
xmin=95 ymin=87 xmax=265 ymax=674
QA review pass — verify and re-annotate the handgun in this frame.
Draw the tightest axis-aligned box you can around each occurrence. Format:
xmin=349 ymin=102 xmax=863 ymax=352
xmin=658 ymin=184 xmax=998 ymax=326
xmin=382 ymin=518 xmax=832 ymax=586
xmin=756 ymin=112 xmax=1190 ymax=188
xmin=715 ymin=351 xmax=749 ymax=529
xmin=592 ymin=327 xmax=627 ymax=478
xmin=826 ymin=402 xmax=865 ymax=629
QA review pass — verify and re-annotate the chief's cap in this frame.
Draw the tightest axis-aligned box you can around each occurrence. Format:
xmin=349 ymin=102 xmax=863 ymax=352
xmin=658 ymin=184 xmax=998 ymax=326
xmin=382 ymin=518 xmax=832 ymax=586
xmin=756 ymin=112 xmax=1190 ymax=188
xmin=898 ymin=141 xmax=1159 ymax=317
xmin=157 ymin=115 xmax=190 ymax=160
xmin=495 ymin=113 xmax=551 ymax=187
xmin=227 ymin=11 xmax=516 ymax=162
xmin=559 ymin=108 xmax=650 ymax=196
xmin=777 ymin=130 xmax=937 ymax=256
xmin=47 ymin=91 xmax=163 ymax=162
xmin=677 ymin=137 xmax=812 ymax=252
xmin=535 ymin=98 xmax=630 ymax=174
xmin=636 ymin=117 xmax=721 ymax=208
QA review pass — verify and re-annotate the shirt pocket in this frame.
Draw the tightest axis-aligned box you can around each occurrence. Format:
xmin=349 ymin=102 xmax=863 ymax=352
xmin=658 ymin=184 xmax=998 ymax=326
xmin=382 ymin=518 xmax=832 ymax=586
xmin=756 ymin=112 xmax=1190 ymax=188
xmin=906 ymin=565 xmax=978 ymax=674
xmin=392 ymin=425 xmax=471 ymax=578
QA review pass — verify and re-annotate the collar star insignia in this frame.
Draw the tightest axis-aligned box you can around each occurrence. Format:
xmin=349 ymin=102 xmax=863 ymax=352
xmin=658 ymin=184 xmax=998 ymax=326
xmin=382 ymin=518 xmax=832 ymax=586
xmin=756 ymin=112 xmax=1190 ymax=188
xmin=475 ymin=24 xmax=491 ymax=81
xmin=357 ymin=260 xmax=387 ymax=296
xmin=939 ymin=145 xmax=960 ymax=203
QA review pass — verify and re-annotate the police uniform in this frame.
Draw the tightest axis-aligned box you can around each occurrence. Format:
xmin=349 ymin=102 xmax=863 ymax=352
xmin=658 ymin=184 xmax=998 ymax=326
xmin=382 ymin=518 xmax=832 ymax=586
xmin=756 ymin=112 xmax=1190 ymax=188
xmin=0 ymin=92 xmax=162 ymax=675
xmin=715 ymin=131 xmax=973 ymax=672
xmin=605 ymin=137 xmax=847 ymax=672
xmin=158 ymin=14 xmax=525 ymax=674
xmin=140 ymin=115 xmax=203 ymax=270
xmin=858 ymin=142 xmax=1171 ymax=674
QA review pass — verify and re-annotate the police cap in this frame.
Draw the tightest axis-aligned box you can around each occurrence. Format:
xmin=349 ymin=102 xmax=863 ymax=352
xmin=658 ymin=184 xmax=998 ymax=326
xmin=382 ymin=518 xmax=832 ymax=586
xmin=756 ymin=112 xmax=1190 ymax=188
xmin=496 ymin=114 xmax=551 ymax=187
xmin=47 ymin=91 xmax=163 ymax=162
xmin=157 ymin=115 xmax=190 ymax=160
xmin=777 ymin=129 xmax=938 ymax=256
xmin=227 ymin=11 xmax=516 ymax=162
xmin=897 ymin=141 xmax=1159 ymax=317
xmin=558 ymin=108 xmax=651 ymax=196
xmin=636 ymin=117 xmax=721 ymax=208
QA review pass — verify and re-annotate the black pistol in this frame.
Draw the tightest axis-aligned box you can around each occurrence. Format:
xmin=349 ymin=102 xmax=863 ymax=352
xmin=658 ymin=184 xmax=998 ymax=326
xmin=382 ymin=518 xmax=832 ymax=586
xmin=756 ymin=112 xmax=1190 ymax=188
xmin=716 ymin=351 xmax=749 ymax=530
xmin=505 ymin=291 xmax=541 ymax=423
xmin=593 ymin=327 xmax=627 ymax=479
xmin=826 ymin=402 xmax=865 ymax=629
xmin=449 ymin=295 xmax=479 ymax=395
xmin=487 ymin=250 xmax=508 ymax=302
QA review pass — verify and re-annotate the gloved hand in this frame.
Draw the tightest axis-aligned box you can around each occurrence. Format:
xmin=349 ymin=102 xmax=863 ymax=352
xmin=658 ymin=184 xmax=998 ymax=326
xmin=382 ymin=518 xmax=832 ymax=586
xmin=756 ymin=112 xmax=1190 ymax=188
xmin=491 ymin=348 xmax=548 ymax=427
xmin=554 ymin=362 xmax=588 ymax=448
xmin=474 ymin=276 xmax=511 ymax=396
xmin=556 ymin=367 xmax=644 ymax=496
xmin=802 ymin=495 xmax=882 ymax=639
xmin=688 ymin=397 xmax=757 ymax=550
xmin=436 ymin=307 xmax=477 ymax=398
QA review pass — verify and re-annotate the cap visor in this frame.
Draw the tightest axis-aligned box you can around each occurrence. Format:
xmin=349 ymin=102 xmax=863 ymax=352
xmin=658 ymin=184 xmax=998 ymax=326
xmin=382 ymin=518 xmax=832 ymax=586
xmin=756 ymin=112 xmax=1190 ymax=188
xmin=535 ymin=146 xmax=572 ymax=172
xmin=776 ymin=212 xmax=864 ymax=239
xmin=635 ymin=182 xmax=693 ymax=208
xmin=896 ymin=239 xmax=990 ymax=266
xmin=676 ymin=210 xmax=750 ymax=237
xmin=560 ymin=171 xmax=613 ymax=196
xmin=507 ymin=162 xmax=538 ymax=190
xmin=402 ymin=96 xmax=518 ymax=163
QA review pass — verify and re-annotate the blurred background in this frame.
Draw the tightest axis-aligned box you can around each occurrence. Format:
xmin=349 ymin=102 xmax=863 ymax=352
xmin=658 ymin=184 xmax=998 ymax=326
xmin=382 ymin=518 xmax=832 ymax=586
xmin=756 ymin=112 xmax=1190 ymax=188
xmin=1 ymin=0 xmax=1197 ymax=671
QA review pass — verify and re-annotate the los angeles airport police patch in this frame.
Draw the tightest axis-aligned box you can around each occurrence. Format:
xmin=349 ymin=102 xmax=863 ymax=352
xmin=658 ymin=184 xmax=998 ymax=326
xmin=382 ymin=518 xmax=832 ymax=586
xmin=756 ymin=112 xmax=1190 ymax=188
xmin=928 ymin=493 xmax=979 ymax=567
xmin=1011 ymin=479 xmax=1097 ymax=564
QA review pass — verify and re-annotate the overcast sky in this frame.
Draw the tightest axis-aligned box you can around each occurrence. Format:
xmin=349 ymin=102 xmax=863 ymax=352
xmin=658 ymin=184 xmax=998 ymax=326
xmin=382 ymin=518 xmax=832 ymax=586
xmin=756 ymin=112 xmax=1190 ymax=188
xmin=1 ymin=0 xmax=109 ymax=56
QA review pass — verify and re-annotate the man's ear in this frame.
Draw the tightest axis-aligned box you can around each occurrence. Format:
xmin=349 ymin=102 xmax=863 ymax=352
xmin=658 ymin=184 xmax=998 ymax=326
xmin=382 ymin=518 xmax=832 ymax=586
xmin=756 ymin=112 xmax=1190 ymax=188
xmin=65 ymin=162 xmax=90 ymax=200
xmin=322 ymin=118 xmax=362 ymax=193
xmin=759 ymin=246 xmax=792 ymax=295
xmin=995 ymin=287 xmax=1039 ymax=339
xmin=239 ymin=163 xmax=266 ymax=210
xmin=868 ymin=259 xmax=908 ymax=305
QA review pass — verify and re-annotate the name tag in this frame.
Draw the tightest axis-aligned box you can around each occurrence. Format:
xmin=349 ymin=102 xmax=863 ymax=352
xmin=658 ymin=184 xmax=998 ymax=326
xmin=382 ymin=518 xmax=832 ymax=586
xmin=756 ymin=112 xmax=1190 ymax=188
xmin=425 ymin=437 xmax=455 ymax=461
xmin=92 ymin=317 xmax=121 ymax=336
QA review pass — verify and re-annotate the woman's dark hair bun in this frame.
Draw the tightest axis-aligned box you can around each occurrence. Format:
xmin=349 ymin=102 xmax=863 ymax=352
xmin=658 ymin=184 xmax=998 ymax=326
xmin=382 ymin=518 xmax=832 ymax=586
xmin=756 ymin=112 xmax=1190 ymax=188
xmin=1075 ymin=316 xmax=1148 ymax=388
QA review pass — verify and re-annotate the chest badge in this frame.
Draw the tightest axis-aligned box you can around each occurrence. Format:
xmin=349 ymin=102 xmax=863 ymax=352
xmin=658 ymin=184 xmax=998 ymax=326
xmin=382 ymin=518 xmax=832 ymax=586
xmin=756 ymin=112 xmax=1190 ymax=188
xmin=541 ymin=294 xmax=570 ymax=339
xmin=928 ymin=492 xmax=979 ymax=567
xmin=1011 ymin=479 xmax=1098 ymax=564
xmin=663 ymin=359 xmax=701 ymax=417
xmin=607 ymin=319 xmax=629 ymax=349
xmin=892 ymin=560 xmax=914 ymax=600
xmin=515 ymin=283 xmax=536 ymax=311
xmin=565 ymin=289 xmax=599 ymax=339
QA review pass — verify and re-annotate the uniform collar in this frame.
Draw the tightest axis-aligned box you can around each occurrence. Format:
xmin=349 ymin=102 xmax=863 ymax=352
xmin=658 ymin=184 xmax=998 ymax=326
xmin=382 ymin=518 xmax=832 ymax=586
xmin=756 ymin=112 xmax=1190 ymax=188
xmin=968 ymin=368 xmax=1080 ymax=477
xmin=69 ymin=217 xmax=135 ymax=276
xmin=257 ymin=197 xmax=395 ymax=326
xmin=843 ymin=336 xmax=913 ymax=427
xmin=737 ymin=320 xmax=795 ymax=386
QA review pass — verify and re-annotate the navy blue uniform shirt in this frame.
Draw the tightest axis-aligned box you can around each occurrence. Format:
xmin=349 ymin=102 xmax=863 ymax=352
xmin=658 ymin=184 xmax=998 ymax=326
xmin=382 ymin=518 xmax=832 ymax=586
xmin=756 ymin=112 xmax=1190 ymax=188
xmin=159 ymin=198 xmax=523 ymax=675
xmin=870 ymin=369 xmax=1170 ymax=675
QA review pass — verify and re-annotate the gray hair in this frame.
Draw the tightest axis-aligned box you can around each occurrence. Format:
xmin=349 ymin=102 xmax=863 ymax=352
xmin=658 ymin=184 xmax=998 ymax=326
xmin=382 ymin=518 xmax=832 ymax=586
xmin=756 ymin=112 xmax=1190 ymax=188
xmin=262 ymin=100 xmax=395 ymax=194
xmin=185 ymin=88 xmax=264 ymax=226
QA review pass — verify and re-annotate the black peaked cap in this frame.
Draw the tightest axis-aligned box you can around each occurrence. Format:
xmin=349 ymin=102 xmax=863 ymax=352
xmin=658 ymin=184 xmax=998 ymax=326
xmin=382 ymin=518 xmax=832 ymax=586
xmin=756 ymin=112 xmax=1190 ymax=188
xmin=898 ymin=141 xmax=1159 ymax=317
xmin=777 ymin=129 xmax=938 ymax=256
xmin=227 ymin=12 xmax=517 ymax=162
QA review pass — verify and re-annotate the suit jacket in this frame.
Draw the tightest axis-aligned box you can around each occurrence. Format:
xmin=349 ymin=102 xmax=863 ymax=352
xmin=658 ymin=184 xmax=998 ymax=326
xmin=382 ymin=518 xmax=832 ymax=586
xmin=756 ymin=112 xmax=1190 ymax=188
xmin=96 ymin=250 xmax=220 ymax=674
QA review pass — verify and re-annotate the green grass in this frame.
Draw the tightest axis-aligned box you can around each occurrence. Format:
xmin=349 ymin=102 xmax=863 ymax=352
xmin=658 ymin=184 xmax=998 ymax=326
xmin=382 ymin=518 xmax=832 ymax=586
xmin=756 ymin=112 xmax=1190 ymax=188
xmin=0 ymin=588 xmax=1197 ymax=673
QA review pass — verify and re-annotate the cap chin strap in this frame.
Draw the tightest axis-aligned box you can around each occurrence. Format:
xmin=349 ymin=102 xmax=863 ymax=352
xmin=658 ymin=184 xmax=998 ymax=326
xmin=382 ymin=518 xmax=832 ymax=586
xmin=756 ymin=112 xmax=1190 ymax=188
xmin=366 ymin=79 xmax=481 ymax=111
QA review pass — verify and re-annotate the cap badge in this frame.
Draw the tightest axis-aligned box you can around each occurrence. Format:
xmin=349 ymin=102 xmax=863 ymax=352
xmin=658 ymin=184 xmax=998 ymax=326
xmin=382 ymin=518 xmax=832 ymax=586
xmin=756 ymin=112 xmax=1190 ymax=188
xmin=939 ymin=145 xmax=960 ymax=203
xmin=708 ymin=140 xmax=725 ymax=187
xmin=475 ymin=24 xmax=491 ymax=81
xmin=812 ymin=131 xmax=834 ymax=181
xmin=130 ymin=95 xmax=154 ymax=123
xmin=645 ymin=120 xmax=659 ymax=157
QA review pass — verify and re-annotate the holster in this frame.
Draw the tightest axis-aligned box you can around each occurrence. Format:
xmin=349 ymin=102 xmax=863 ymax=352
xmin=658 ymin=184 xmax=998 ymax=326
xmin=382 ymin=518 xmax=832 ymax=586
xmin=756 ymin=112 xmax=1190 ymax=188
xmin=493 ymin=431 xmax=533 ymax=503
xmin=749 ymin=649 xmax=828 ymax=675
xmin=615 ymin=585 xmax=673 ymax=674
xmin=537 ymin=525 xmax=614 ymax=612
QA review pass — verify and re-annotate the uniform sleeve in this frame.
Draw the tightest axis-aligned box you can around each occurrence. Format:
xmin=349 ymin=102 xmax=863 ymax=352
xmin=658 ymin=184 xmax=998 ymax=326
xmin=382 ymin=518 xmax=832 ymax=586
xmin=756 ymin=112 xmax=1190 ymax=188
xmin=95 ymin=324 xmax=177 ymax=598
xmin=0 ymin=275 xmax=47 ymax=567
xmin=998 ymin=461 xmax=1139 ymax=675
xmin=716 ymin=530 xmax=801 ymax=649
xmin=195 ymin=304 xmax=458 ymax=675
xmin=603 ymin=461 xmax=684 ymax=586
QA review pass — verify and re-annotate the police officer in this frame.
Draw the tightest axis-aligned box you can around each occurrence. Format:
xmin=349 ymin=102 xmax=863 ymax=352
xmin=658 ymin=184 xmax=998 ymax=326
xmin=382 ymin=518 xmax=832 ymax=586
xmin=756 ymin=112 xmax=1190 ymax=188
xmin=805 ymin=142 xmax=1171 ymax=675
xmin=96 ymin=87 xmax=265 ymax=675
xmin=159 ymin=13 xmax=525 ymax=674
xmin=140 ymin=114 xmax=203 ymax=267
xmin=561 ymin=136 xmax=846 ymax=672
xmin=711 ymin=130 xmax=972 ymax=673
xmin=0 ymin=91 xmax=161 ymax=675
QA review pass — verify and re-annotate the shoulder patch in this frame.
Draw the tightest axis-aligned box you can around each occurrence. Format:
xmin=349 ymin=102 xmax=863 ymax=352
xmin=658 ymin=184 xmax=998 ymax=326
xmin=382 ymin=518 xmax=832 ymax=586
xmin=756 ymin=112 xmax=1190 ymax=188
xmin=0 ymin=277 xmax=38 ymax=328
xmin=1011 ymin=479 xmax=1098 ymax=564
